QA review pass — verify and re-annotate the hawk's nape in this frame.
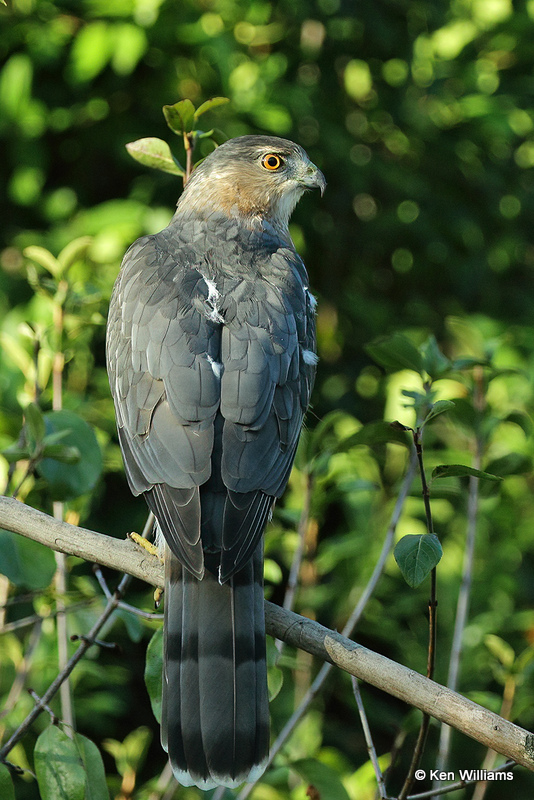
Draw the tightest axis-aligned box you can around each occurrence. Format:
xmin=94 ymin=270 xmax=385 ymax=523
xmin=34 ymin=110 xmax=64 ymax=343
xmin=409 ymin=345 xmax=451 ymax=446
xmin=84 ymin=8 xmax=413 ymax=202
xmin=106 ymin=135 xmax=325 ymax=788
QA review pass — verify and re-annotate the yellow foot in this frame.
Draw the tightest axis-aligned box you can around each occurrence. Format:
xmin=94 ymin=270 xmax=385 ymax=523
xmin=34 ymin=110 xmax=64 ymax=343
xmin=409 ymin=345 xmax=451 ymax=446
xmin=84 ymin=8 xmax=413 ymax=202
xmin=128 ymin=531 xmax=162 ymax=560
xmin=128 ymin=532 xmax=164 ymax=606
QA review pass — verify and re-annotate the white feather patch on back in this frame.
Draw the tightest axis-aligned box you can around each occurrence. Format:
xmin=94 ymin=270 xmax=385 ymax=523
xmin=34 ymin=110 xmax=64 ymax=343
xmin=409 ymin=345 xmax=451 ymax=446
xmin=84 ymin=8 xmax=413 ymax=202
xmin=207 ymin=354 xmax=223 ymax=379
xmin=302 ymin=349 xmax=319 ymax=365
xmin=202 ymin=277 xmax=224 ymax=323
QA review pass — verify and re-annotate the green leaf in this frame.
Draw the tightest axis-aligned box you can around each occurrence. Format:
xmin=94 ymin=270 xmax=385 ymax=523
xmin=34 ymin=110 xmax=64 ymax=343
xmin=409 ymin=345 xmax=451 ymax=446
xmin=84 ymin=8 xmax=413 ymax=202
xmin=1 ymin=445 xmax=31 ymax=463
xmin=35 ymin=725 xmax=86 ymax=800
xmin=23 ymin=245 xmax=60 ymax=276
xmin=0 ymin=332 xmax=33 ymax=377
xmin=432 ymin=464 xmax=502 ymax=482
xmin=0 ymin=763 xmax=15 ymax=800
xmin=163 ymin=99 xmax=196 ymax=134
xmin=394 ymin=533 xmax=443 ymax=588
xmin=365 ymin=333 xmax=423 ymax=374
xmin=267 ymin=664 xmax=284 ymax=701
xmin=57 ymin=236 xmax=92 ymax=273
xmin=115 ymin=607 xmax=144 ymax=642
xmin=484 ymin=634 xmax=515 ymax=669
xmin=484 ymin=452 xmax=532 ymax=477
xmin=144 ymin=627 xmax=163 ymax=723
xmin=68 ymin=21 xmax=112 ymax=83
xmin=74 ymin=733 xmax=109 ymax=800
xmin=193 ymin=96 xmax=230 ymax=119
xmin=125 ymin=138 xmax=184 ymax=176
xmin=36 ymin=410 xmax=102 ymax=500
xmin=0 ymin=529 xmax=57 ymax=589
xmin=208 ymin=127 xmax=228 ymax=145
xmin=448 ymin=397 xmax=478 ymax=430
xmin=504 ymin=411 xmax=533 ymax=437
xmin=25 ymin=402 xmax=46 ymax=447
xmin=450 ymin=356 xmax=489 ymax=371
xmin=421 ymin=335 xmax=452 ymax=378
xmin=344 ymin=420 xmax=411 ymax=448
xmin=196 ymin=128 xmax=214 ymax=139
xmin=423 ymin=399 xmax=455 ymax=425
xmin=291 ymin=758 xmax=351 ymax=800
xmin=103 ymin=727 xmax=152 ymax=777
xmin=41 ymin=444 xmax=81 ymax=464
xmin=41 ymin=429 xmax=72 ymax=446
xmin=0 ymin=53 xmax=33 ymax=119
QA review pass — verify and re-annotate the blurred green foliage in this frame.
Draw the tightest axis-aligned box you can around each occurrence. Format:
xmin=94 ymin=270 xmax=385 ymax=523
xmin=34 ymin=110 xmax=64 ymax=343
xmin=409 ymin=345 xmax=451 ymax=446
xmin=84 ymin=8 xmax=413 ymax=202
xmin=2 ymin=0 xmax=534 ymax=798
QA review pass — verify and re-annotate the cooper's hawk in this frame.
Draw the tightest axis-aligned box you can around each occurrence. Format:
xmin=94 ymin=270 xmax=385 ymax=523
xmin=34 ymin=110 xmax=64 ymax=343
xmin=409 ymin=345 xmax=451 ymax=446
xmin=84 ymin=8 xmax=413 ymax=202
xmin=106 ymin=135 xmax=325 ymax=788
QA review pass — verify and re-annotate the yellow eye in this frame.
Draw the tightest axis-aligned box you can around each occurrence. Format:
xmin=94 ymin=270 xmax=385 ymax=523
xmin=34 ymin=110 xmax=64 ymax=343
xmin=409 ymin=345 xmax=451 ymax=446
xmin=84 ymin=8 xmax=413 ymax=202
xmin=261 ymin=153 xmax=283 ymax=171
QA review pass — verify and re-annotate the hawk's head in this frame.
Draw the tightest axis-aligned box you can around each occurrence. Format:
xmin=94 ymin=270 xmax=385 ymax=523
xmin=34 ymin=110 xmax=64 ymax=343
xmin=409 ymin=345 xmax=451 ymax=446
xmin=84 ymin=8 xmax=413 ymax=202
xmin=177 ymin=135 xmax=326 ymax=230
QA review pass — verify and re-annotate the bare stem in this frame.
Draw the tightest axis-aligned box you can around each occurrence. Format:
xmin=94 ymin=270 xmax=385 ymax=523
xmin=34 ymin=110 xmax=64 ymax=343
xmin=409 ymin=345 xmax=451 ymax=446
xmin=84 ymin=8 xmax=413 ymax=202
xmin=0 ymin=620 xmax=42 ymax=721
xmin=398 ymin=429 xmax=438 ymax=800
xmin=351 ymin=677 xmax=389 ymax=799
xmin=183 ymin=132 xmax=196 ymax=184
xmin=51 ymin=279 xmax=74 ymax=731
xmin=282 ymin=474 xmax=314 ymax=613
xmin=435 ymin=369 xmax=485 ymax=782
xmin=275 ymin=473 xmax=315 ymax=656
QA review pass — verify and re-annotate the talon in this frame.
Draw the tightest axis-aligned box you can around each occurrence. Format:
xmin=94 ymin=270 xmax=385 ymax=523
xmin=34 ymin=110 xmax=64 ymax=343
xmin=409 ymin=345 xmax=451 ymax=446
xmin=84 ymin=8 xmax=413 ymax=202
xmin=154 ymin=587 xmax=164 ymax=608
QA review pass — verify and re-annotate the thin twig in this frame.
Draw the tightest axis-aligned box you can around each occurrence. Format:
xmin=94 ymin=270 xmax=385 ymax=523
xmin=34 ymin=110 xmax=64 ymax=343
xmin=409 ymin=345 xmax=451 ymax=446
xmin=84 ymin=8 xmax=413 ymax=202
xmin=0 ymin=571 xmax=132 ymax=761
xmin=275 ymin=473 xmax=314 ymax=655
xmin=382 ymin=728 xmax=408 ymax=792
xmin=93 ymin=567 xmax=163 ymax=620
xmin=0 ymin=620 xmax=42 ymax=719
xmin=434 ymin=473 xmax=481 ymax=780
xmin=3 ymin=428 xmax=27 ymax=497
xmin=93 ymin=564 xmax=113 ymax=599
xmin=0 ymin=599 xmax=97 ymax=633
xmin=183 ymin=132 xmax=195 ymax=185
xmin=351 ymin=677 xmax=389 ymax=799
xmin=55 ymin=546 xmax=74 ymax=731
xmin=435 ymin=371 xmax=485 ymax=779
xmin=117 ymin=601 xmax=164 ymax=621
xmin=283 ymin=474 xmax=314 ymax=613
xmin=148 ymin=760 xmax=176 ymax=800
xmin=398 ymin=718 xmax=432 ymax=800
xmin=27 ymin=690 xmax=58 ymax=724
xmin=9 ymin=459 xmax=36 ymax=500
xmin=398 ymin=429 xmax=437 ymax=800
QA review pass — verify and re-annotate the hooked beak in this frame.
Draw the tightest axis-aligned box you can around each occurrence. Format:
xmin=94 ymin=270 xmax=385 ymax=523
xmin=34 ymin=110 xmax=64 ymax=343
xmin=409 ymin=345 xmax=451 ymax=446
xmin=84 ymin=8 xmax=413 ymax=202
xmin=300 ymin=162 xmax=327 ymax=196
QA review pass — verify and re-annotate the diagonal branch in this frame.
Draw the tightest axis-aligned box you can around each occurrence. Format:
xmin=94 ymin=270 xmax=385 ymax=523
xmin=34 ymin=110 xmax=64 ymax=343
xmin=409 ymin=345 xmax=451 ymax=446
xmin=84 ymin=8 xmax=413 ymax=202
xmin=1 ymin=496 xmax=534 ymax=772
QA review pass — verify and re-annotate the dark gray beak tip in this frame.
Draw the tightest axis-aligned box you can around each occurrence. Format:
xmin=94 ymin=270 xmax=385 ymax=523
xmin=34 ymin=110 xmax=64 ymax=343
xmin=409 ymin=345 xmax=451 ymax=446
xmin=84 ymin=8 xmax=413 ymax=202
xmin=305 ymin=168 xmax=326 ymax=196
xmin=314 ymin=168 xmax=327 ymax=197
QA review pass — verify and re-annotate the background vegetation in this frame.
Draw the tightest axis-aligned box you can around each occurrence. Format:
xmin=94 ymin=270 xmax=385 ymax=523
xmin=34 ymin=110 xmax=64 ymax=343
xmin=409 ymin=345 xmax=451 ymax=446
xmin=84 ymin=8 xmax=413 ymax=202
xmin=2 ymin=0 xmax=534 ymax=798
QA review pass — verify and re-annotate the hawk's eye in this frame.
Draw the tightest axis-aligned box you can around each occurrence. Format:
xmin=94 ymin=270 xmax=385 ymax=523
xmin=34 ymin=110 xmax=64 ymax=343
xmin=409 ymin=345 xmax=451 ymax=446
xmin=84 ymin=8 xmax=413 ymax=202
xmin=261 ymin=154 xmax=283 ymax=171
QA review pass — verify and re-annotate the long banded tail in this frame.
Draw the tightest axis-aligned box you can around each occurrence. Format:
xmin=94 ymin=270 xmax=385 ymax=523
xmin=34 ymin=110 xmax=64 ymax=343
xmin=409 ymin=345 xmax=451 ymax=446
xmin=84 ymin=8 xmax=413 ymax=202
xmin=161 ymin=543 xmax=269 ymax=789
